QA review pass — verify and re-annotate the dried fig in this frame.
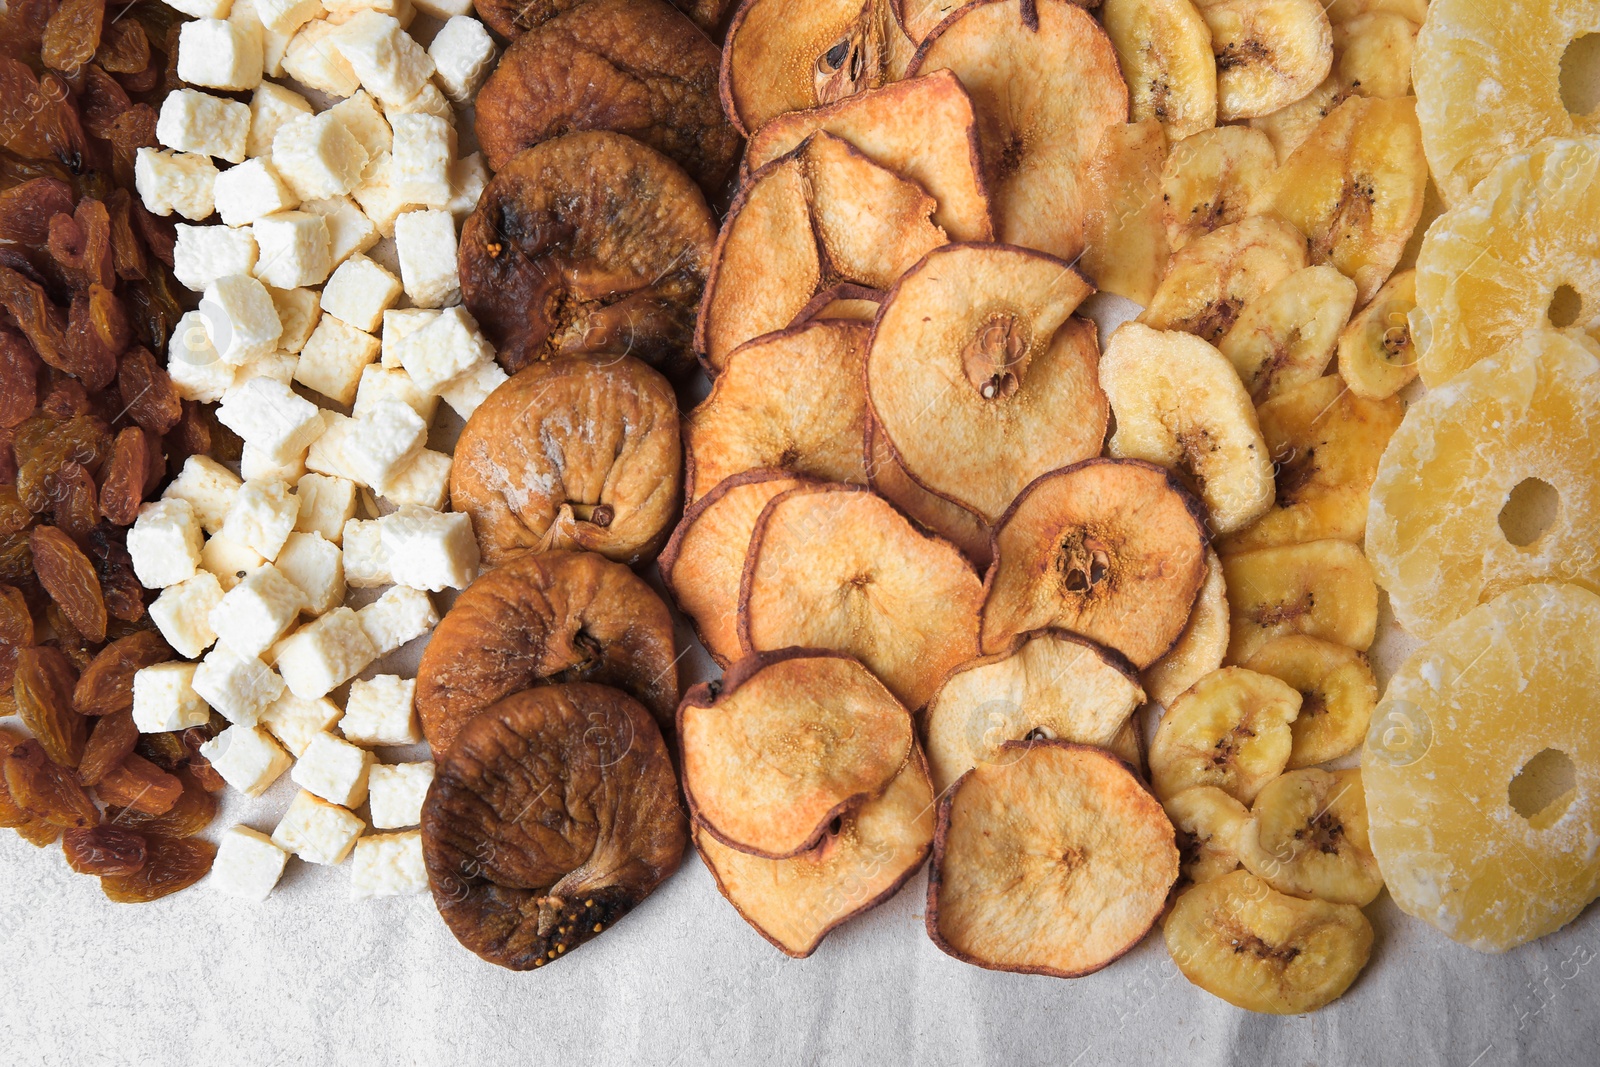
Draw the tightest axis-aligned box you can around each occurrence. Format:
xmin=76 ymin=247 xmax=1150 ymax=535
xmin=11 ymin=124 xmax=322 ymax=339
xmin=422 ymin=684 xmax=686 ymax=970
xmin=417 ymin=550 xmax=679 ymax=755
xmin=450 ymin=356 xmax=681 ymax=567
xmin=473 ymin=0 xmax=586 ymax=39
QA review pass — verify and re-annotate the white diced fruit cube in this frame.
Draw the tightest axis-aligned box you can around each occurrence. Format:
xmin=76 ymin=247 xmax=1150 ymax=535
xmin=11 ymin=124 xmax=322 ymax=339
xmin=216 ymin=377 xmax=323 ymax=468
xmin=178 ymin=17 xmax=265 ymax=91
xmin=293 ymin=731 xmax=375 ymax=807
xmin=446 ymin=152 xmax=488 ymax=220
xmin=209 ymin=826 xmax=289 ymax=902
xmin=274 ymin=531 xmax=345 ymax=614
xmin=342 ymin=518 xmax=390 ymax=587
xmin=353 ymin=365 xmax=436 ymax=423
xmin=273 ymin=112 xmax=369 ymax=201
xmin=379 ymin=449 xmax=450 ymax=509
xmin=340 ymin=675 xmax=419 ymax=746
xmin=229 ymin=0 xmax=289 ymax=79
xmin=294 ymin=315 xmax=379 ymax=404
xmin=272 ymin=790 xmax=365 ymax=865
xmin=203 ymin=274 xmax=283 ymax=364
xmin=294 ymin=473 xmax=357 ymax=543
xmin=305 ymin=411 xmax=365 ymax=484
xmin=258 ymin=0 xmax=323 ymax=35
xmin=282 ymin=19 xmax=361 ymax=98
xmin=380 ymin=507 xmax=478 ymax=591
xmin=396 ymin=305 xmax=491 ymax=391
xmin=241 ymin=442 xmax=307 ymax=483
xmin=437 ymin=358 xmax=507 ymax=420
xmin=300 ymin=195 xmax=378 ymax=267
xmin=131 ymin=662 xmax=210 ymax=733
xmin=346 ymin=399 xmax=426 ymax=492
xmin=259 ymin=690 xmax=341 ymax=755
xmin=392 ymin=209 xmax=459 ymax=308
xmin=149 ymin=572 xmax=225 ymax=658
xmin=273 ymin=607 xmax=377 ymax=698
xmin=200 ymin=534 xmax=266 ymax=591
xmin=214 ymin=159 xmax=298 ymax=227
xmin=350 ymin=152 xmax=410 ymax=237
xmin=253 ymin=209 xmax=333 ymax=288
xmin=368 ymin=762 xmax=433 ymax=828
xmin=324 ymin=0 xmax=411 ymax=24
xmin=220 ymin=476 xmax=301 ymax=560
xmin=167 ymin=310 xmax=233 ymax=402
xmin=357 ymin=585 xmax=437 ymax=655
xmin=248 ymin=82 xmax=314 ymax=159
xmin=164 ymin=455 xmax=242 ymax=535
xmin=157 ymin=88 xmax=251 ymax=163
xmin=390 ymin=113 xmax=453 ymax=209
xmin=209 ymin=563 xmax=306 ymax=656
xmin=174 ymin=224 xmax=258 ymax=292
xmin=201 ymin=724 xmax=292 ymax=796
xmin=327 ymin=90 xmax=391 ymax=159
xmin=349 ymin=831 xmax=425 ymax=898
xmin=232 ymin=350 xmax=301 ymax=389
xmin=163 ymin=0 xmax=233 ymax=17
xmin=332 ymin=12 xmax=434 ymax=107
xmin=135 ymin=148 xmax=218 ymax=221
xmin=193 ymin=644 xmax=285 ymax=724
xmin=319 ymin=254 xmax=401 ymax=333
xmin=128 ymin=498 xmax=203 ymax=588
xmin=380 ymin=308 xmax=437 ymax=368
xmin=429 ymin=16 xmax=495 ymax=104
xmin=388 ymin=80 xmax=450 ymax=123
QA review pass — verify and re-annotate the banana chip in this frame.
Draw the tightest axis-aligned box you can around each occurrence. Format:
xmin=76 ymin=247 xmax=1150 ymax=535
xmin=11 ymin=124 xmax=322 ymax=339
xmin=1193 ymin=0 xmax=1333 ymax=121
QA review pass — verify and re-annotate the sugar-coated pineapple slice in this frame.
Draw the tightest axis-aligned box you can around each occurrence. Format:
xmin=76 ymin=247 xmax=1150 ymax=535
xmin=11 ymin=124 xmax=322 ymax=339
xmin=1238 ymin=768 xmax=1383 ymax=905
xmin=1219 ymin=374 xmax=1404 ymax=554
xmin=1164 ymin=869 xmax=1373 ymax=1014
xmin=1365 ymin=583 xmax=1600 ymax=953
xmin=1149 ymin=667 xmax=1300 ymax=803
xmin=1223 ymin=540 xmax=1378 ymax=662
xmin=1081 ymin=119 xmax=1170 ymax=306
xmin=1160 ymin=125 xmax=1277 ymax=254
xmin=1337 ymin=268 xmax=1419 ymax=399
xmin=1101 ymin=0 xmax=1218 ymax=139
xmin=1144 ymin=547 xmax=1229 ymax=708
xmin=1368 ymin=331 xmax=1600 ymax=638
xmin=1244 ymin=635 xmax=1378 ymax=768
xmin=1413 ymin=0 xmax=1600 ymax=206
xmin=1164 ymin=785 xmax=1250 ymax=884
xmin=1141 ymin=215 xmax=1310 ymax=344
xmin=1415 ymin=138 xmax=1600 ymax=388
xmin=1191 ymin=0 xmax=1333 ymax=121
xmin=1217 ymin=265 xmax=1358 ymax=401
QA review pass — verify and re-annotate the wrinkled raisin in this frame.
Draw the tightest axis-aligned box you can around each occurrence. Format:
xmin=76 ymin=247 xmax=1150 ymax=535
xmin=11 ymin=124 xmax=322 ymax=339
xmin=108 ymin=767 xmax=215 ymax=836
xmin=86 ymin=520 xmax=142 ymax=621
xmin=105 ymin=104 xmax=158 ymax=190
xmin=0 ymin=177 xmax=74 ymax=245
xmin=0 ymin=0 xmax=55 ymax=59
xmin=47 ymin=197 xmax=115 ymax=292
xmin=94 ymin=751 xmax=180 ymax=814
xmin=79 ymin=65 xmax=132 ymax=141
xmin=116 ymin=345 xmax=180 ymax=436
xmin=14 ymin=817 xmax=61 ymax=845
xmin=31 ymin=524 xmax=106 ymax=642
xmin=48 ymin=461 xmax=98 ymax=540
xmin=76 ymin=706 xmax=137 ymax=785
xmin=73 ymin=629 xmax=169 ymax=715
xmin=41 ymin=0 xmax=106 ymax=75
xmin=0 ymin=581 xmax=32 ymax=689
xmin=15 ymin=643 xmax=86 ymax=766
xmin=134 ymin=729 xmax=186 ymax=771
xmin=0 ymin=531 xmax=30 ymax=583
xmin=41 ymin=376 xmax=90 ymax=418
xmin=0 ymin=489 xmax=29 ymax=534
xmin=3 ymin=738 xmax=97 ymax=826
xmin=100 ymin=832 xmax=213 ymax=902
xmin=95 ymin=19 xmax=149 ymax=75
xmin=61 ymin=283 xmax=126 ymax=391
xmin=15 ymin=412 xmax=112 ymax=512
xmin=63 ymin=823 xmax=145 ymax=874
xmin=0 ymin=59 xmax=86 ymax=166
xmin=0 ymin=263 xmax=68 ymax=374
xmin=0 ymin=329 xmax=40 ymax=428
xmin=98 ymin=426 xmax=145 ymax=524
xmin=102 ymin=189 xmax=148 ymax=283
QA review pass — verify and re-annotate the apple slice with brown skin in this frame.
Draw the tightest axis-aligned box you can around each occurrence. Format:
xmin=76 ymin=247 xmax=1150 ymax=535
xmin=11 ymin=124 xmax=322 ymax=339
xmin=789 ymin=284 xmax=884 ymax=327
xmin=660 ymin=470 xmax=811 ymax=667
xmin=926 ymin=740 xmax=1179 ymax=977
xmin=740 ymin=482 xmax=982 ymax=710
xmin=866 ymin=242 xmax=1104 ymax=525
xmin=680 ymin=648 xmax=913 ymax=858
xmin=697 ymin=748 xmax=935 ymax=958
xmin=982 ymin=458 xmax=1209 ymax=667
xmin=743 ymin=71 xmax=994 ymax=243
xmin=805 ymin=132 xmax=948 ymax=289
xmin=908 ymin=0 xmax=1127 ymax=262
xmin=865 ymin=420 xmax=992 ymax=570
xmin=924 ymin=628 xmax=1145 ymax=794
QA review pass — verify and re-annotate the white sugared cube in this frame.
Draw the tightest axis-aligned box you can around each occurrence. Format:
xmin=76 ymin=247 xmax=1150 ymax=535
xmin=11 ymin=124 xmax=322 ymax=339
xmin=294 ymin=315 xmax=379 ymax=404
xmin=349 ymin=830 xmax=426 ymax=898
xmin=209 ymin=826 xmax=289 ymax=901
xmin=269 ymin=285 xmax=321 ymax=353
xmin=214 ymin=158 xmax=297 ymax=228
xmin=149 ymin=572 xmax=225 ymax=659
xmin=177 ymin=18 xmax=265 ymax=91
xmin=446 ymin=152 xmax=488 ymax=220
xmin=273 ymin=790 xmax=365 ymax=865
xmin=392 ymin=208 xmax=459 ymax=308
xmin=387 ymin=80 xmax=450 ymax=123
xmin=368 ymin=761 xmax=433 ymax=829
xmin=253 ymin=209 xmax=333 ymax=289
xmin=273 ymin=607 xmax=377 ymax=698
xmin=216 ymin=377 xmax=323 ymax=468
xmin=380 ymin=308 xmax=438 ymax=368
xmin=340 ymin=675 xmax=419 ymax=746
xmin=294 ymin=473 xmax=358 ymax=543
xmin=193 ymin=643 xmax=285 ymax=725
xmin=380 ymin=506 xmax=478 ymax=591
xmin=437 ymin=358 xmax=507 ymax=420
xmin=174 ymin=223 xmax=258 ymax=292
xmin=203 ymin=274 xmax=283 ymax=364
xmin=390 ymin=113 xmax=453 ymax=209
xmin=331 ymin=11 xmax=434 ymax=107
xmin=220 ymin=476 xmax=301 ymax=560
xmin=395 ymin=305 xmax=491 ymax=392
xmin=292 ymin=730 xmax=375 ymax=807
xmin=282 ymin=20 xmax=361 ymax=98
xmin=233 ymin=352 xmax=301 ymax=393
xmin=324 ymin=0 xmax=413 ymax=22
xmin=274 ymin=531 xmax=345 ymax=614
xmin=135 ymin=148 xmax=218 ymax=221
xmin=128 ymin=498 xmax=203 ymax=588
xmin=167 ymin=311 xmax=234 ymax=402
xmin=352 ymin=365 xmax=435 ymax=422
xmin=131 ymin=662 xmax=210 ymax=733
xmin=345 ymin=399 xmax=427 ymax=492
xmin=248 ymin=82 xmax=315 ymax=159
xmin=300 ymin=195 xmax=378 ymax=267
xmin=327 ymin=90 xmax=391 ymax=159
xmin=429 ymin=16 xmax=495 ymax=104
xmin=273 ymin=112 xmax=370 ymax=201
xmin=201 ymin=724 xmax=293 ymax=796
xmin=258 ymin=0 xmax=323 ymax=34
xmin=319 ymin=254 xmax=401 ymax=333
xmin=341 ymin=518 xmax=390 ymax=587
xmin=357 ymin=585 xmax=438 ymax=654
xmin=158 ymin=88 xmax=251 ymax=163
xmin=209 ymin=562 xmax=306 ymax=656
xmin=305 ymin=411 xmax=365 ymax=484
xmin=349 ymin=152 xmax=410 ymax=237
xmin=240 ymin=442 xmax=307 ymax=484
xmin=259 ymin=690 xmax=342 ymax=756
xmin=164 ymin=457 xmax=242 ymax=537
xmin=200 ymin=534 xmax=266 ymax=591
xmin=378 ymin=448 xmax=450 ymax=509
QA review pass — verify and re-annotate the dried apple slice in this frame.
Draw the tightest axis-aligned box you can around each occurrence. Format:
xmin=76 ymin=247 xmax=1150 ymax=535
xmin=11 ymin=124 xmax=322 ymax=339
xmin=458 ymin=131 xmax=716 ymax=377
xmin=680 ymin=649 xmax=913 ymax=858
xmin=1161 ymin=125 xmax=1277 ymax=253
xmin=866 ymin=243 xmax=1104 ymax=524
xmin=660 ymin=470 xmax=809 ymax=667
xmin=697 ymin=750 xmax=935 ymax=957
xmin=895 ymin=0 xmax=960 ymax=43
xmin=1139 ymin=215 xmax=1311 ymax=343
xmin=1148 ymin=666 xmax=1301 ymax=803
xmin=1216 ymin=266 xmax=1359 ymax=401
xmin=981 ymin=459 xmax=1208 ymax=668
xmin=416 ymin=550 xmax=680 ymax=754
xmin=908 ymin=0 xmax=1127 ymax=262
xmin=1238 ymin=767 xmax=1383 ymax=905
xmin=926 ymin=741 xmax=1178 ymax=977
xmin=865 ymin=422 xmax=992 ymax=570
xmin=1218 ymin=375 xmax=1403 ymax=554
xmin=1192 ymin=0 xmax=1334 ymax=121
xmin=1222 ymin=540 xmax=1378 ymax=662
xmin=1244 ymin=635 xmax=1377 ymax=768
xmin=924 ymin=628 xmax=1145 ymax=794
xmin=1101 ymin=0 xmax=1218 ymax=139
xmin=685 ymin=320 xmax=870 ymax=504
xmin=1336 ymin=268 xmax=1419 ymax=399
xmin=1143 ymin=546 xmax=1229 ymax=708
xmin=1164 ymin=785 xmax=1250 ymax=884
xmin=743 ymin=71 xmax=994 ymax=243
xmin=1100 ymin=322 xmax=1275 ymax=536
xmin=739 ymin=483 xmax=982 ymax=710
xmin=789 ymin=284 xmax=884 ymax=327
xmin=1081 ymin=119 xmax=1170 ymax=306
xmin=805 ymin=132 xmax=948 ymax=289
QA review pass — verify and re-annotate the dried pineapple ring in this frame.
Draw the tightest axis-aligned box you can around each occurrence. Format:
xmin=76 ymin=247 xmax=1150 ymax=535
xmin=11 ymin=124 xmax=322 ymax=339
xmin=1368 ymin=331 xmax=1600 ymax=638
xmin=1415 ymin=138 xmax=1600 ymax=388
xmin=1364 ymin=583 xmax=1600 ymax=953
xmin=1414 ymin=0 xmax=1600 ymax=207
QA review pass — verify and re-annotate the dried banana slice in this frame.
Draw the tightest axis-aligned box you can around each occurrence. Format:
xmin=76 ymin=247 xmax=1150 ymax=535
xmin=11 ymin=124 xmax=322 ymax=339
xmin=1149 ymin=666 xmax=1300 ymax=803
xmin=1192 ymin=0 xmax=1333 ymax=121
xmin=1238 ymin=768 xmax=1382 ymax=905
xmin=1165 ymin=869 xmax=1373 ymax=1014
xmin=1101 ymin=0 xmax=1218 ymax=139
xmin=1161 ymin=126 xmax=1277 ymax=254
xmin=1164 ymin=785 xmax=1250 ymax=884
xmin=1217 ymin=265 xmax=1358 ymax=400
xmin=1101 ymin=322 xmax=1275 ymax=536
xmin=1337 ymin=268 xmax=1419 ymax=399
xmin=1144 ymin=546 xmax=1229 ymax=708
xmin=1222 ymin=540 xmax=1379 ymax=662
xmin=1218 ymin=374 xmax=1404 ymax=554
xmin=1140 ymin=215 xmax=1310 ymax=343
xmin=1081 ymin=119 xmax=1170 ymax=306
xmin=1244 ymin=635 xmax=1378 ymax=768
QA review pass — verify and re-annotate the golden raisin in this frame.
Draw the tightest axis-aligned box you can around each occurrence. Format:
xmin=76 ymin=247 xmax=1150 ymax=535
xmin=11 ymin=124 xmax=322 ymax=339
xmin=3 ymin=738 xmax=97 ymax=826
xmin=73 ymin=629 xmax=170 ymax=716
xmin=31 ymin=524 xmax=106 ymax=642
xmin=86 ymin=521 xmax=143 ymax=621
xmin=95 ymin=20 xmax=149 ymax=75
xmin=15 ymin=643 xmax=86 ymax=767
xmin=108 ymin=767 xmax=215 ymax=837
xmin=0 ymin=330 xmax=40 ymax=429
xmin=134 ymin=729 xmax=186 ymax=771
xmin=63 ymin=824 xmax=146 ymax=875
xmin=47 ymin=197 xmax=115 ymax=292
xmin=98 ymin=427 xmax=146 ymax=525
xmin=0 ymin=177 xmax=74 ymax=245
xmin=41 ymin=0 xmax=105 ymax=75
xmin=79 ymin=65 xmax=132 ymax=141
xmin=76 ymin=706 xmax=137 ymax=785
xmin=48 ymin=461 xmax=99 ymax=542
xmin=116 ymin=345 xmax=180 ymax=436
xmin=94 ymin=751 xmax=181 ymax=814
xmin=61 ymin=283 xmax=127 ymax=391
xmin=100 ymin=832 xmax=213 ymax=902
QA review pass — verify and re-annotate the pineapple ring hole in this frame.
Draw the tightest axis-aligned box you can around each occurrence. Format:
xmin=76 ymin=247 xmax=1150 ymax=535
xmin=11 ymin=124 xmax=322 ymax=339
xmin=1559 ymin=34 xmax=1600 ymax=119
xmin=1497 ymin=478 xmax=1560 ymax=547
xmin=1548 ymin=284 xmax=1584 ymax=329
xmin=1508 ymin=748 xmax=1577 ymax=827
